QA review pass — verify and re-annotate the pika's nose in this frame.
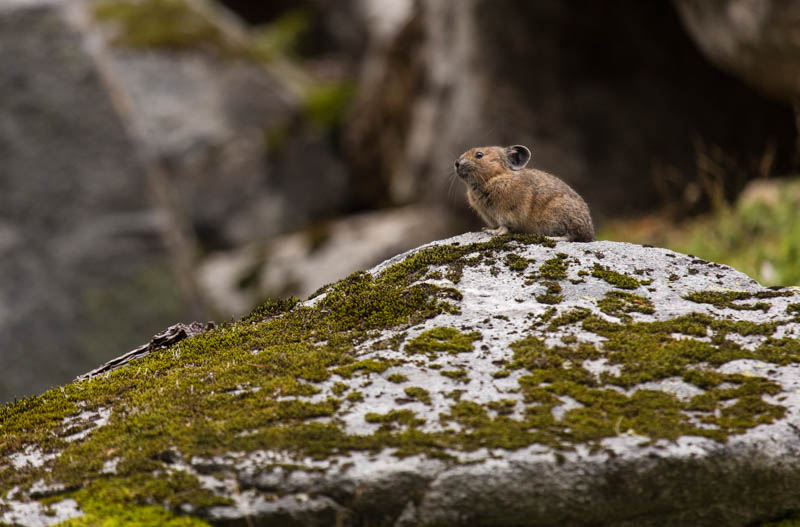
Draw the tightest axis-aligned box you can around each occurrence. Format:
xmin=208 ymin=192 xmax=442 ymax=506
xmin=454 ymin=159 xmax=461 ymax=169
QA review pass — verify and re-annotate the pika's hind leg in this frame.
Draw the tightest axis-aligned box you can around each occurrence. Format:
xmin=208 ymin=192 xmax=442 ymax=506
xmin=547 ymin=235 xmax=569 ymax=242
xmin=484 ymin=225 xmax=510 ymax=235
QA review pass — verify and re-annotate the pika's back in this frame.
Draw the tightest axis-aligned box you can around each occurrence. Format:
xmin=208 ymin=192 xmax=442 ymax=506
xmin=455 ymin=145 xmax=594 ymax=241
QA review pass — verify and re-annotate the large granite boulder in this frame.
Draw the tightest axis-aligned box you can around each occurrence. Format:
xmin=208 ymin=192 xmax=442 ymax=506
xmin=674 ymin=0 xmax=800 ymax=102
xmin=0 ymin=0 xmax=191 ymax=402
xmin=3 ymin=233 xmax=800 ymax=526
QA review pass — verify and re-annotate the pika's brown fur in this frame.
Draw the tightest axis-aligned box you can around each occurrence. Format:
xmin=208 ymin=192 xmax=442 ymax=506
xmin=455 ymin=145 xmax=594 ymax=242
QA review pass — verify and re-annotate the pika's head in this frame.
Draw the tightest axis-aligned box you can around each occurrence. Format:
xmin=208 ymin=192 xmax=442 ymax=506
xmin=454 ymin=145 xmax=531 ymax=187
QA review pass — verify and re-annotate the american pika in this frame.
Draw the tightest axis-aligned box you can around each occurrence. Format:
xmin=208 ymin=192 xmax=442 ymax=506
xmin=455 ymin=145 xmax=594 ymax=242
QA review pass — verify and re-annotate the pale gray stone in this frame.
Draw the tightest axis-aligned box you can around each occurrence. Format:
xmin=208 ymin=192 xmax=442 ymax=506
xmin=4 ymin=233 xmax=800 ymax=526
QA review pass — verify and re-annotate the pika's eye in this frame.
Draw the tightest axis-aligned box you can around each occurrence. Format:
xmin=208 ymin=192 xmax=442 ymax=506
xmin=475 ymin=152 xmax=484 ymax=159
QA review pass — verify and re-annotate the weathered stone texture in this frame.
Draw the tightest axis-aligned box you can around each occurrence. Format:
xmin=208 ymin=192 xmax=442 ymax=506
xmin=675 ymin=0 xmax=800 ymax=102
xmin=4 ymin=233 xmax=800 ymax=526
xmin=0 ymin=1 xmax=186 ymax=401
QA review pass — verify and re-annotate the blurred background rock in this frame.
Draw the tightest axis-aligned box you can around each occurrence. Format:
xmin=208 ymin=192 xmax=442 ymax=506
xmin=0 ymin=0 xmax=798 ymax=402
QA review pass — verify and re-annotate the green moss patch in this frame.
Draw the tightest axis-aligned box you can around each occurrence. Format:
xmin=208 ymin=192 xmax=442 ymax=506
xmin=536 ymin=282 xmax=564 ymax=305
xmin=364 ymin=410 xmax=425 ymax=429
xmin=94 ymin=0 xmax=234 ymax=53
xmin=249 ymin=9 xmax=311 ymax=61
xmin=304 ymin=81 xmax=356 ymax=129
xmin=500 ymin=311 xmax=790 ymax=443
xmin=346 ymin=391 xmax=365 ymax=403
xmin=787 ymin=304 xmax=800 ymax=323
xmin=504 ymin=254 xmax=533 ymax=273
xmin=404 ymin=387 xmax=432 ymax=405
xmin=598 ymin=291 xmax=655 ymax=321
xmin=59 ymin=502 xmax=212 ymax=526
xmin=487 ymin=399 xmax=517 ymax=415
xmin=546 ymin=308 xmax=591 ymax=331
xmin=386 ymin=373 xmax=408 ymax=384
xmin=591 ymin=265 xmax=640 ymax=289
xmin=536 ymin=253 xmax=570 ymax=280
xmin=333 ymin=359 xmax=396 ymax=379
xmin=404 ymin=328 xmax=482 ymax=359
xmin=440 ymin=369 xmax=468 ymax=381
xmin=93 ymin=0 xmax=313 ymax=65
xmin=684 ymin=289 xmax=794 ymax=312
xmin=330 ymin=382 xmax=349 ymax=396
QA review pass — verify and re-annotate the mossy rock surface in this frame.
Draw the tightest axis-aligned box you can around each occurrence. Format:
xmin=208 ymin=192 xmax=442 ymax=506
xmin=3 ymin=233 xmax=800 ymax=526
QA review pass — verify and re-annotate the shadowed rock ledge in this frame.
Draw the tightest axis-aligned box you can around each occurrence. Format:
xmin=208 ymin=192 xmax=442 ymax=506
xmin=3 ymin=233 xmax=800 ymax=526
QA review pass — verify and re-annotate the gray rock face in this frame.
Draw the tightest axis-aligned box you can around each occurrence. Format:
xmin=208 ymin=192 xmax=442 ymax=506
xmin=4 ymin=233 xmax=800 ymax=526
xmin=105 ymin=49 xmax=296 ymax=247
xmin=675 ymin=0 xmax=800 ymax=102
xmin=96 ymin=46 xmax=335 ymax=249
xmin=83 ymin=0 xmax=354 ymax=249
xmin=0 ymin=0 xmax=189 ymax=401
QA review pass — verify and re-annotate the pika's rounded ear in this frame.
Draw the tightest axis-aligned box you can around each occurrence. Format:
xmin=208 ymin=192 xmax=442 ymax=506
xmin=505 ymin=145 xmax=531 ymax=170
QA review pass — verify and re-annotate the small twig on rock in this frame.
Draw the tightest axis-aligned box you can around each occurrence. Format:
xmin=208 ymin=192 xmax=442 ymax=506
xmin=74 ymin=321 xmax=215 ymax=382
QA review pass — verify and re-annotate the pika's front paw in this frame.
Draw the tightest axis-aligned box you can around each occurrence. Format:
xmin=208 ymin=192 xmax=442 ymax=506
xmin=484 ymin=226 xmax=510 ymax=235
